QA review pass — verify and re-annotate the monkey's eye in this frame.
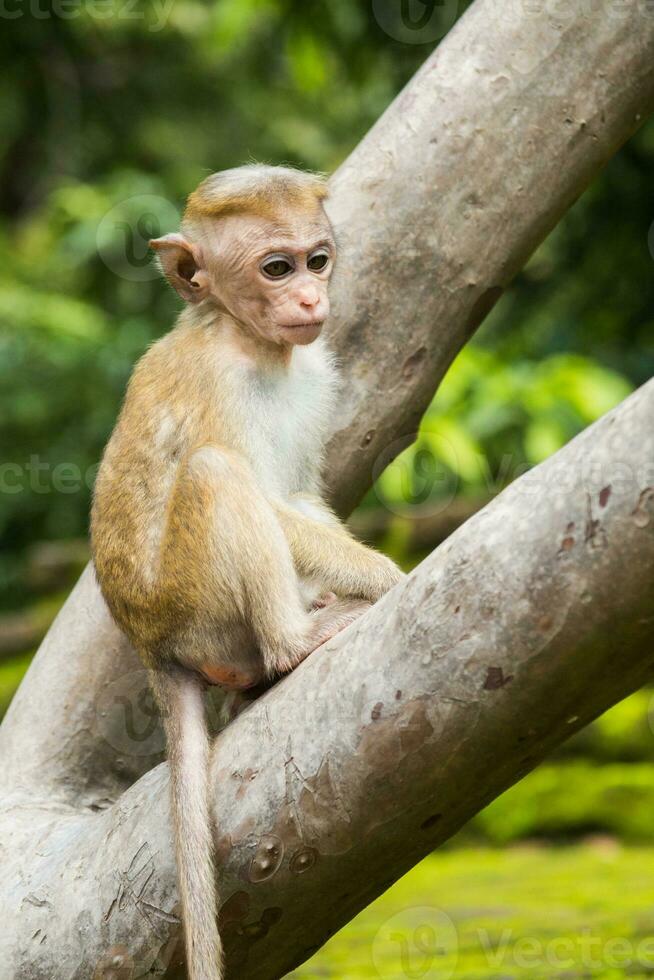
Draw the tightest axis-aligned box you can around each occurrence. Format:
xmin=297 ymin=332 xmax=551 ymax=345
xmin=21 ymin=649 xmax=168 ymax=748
xmin=261 ymin=255 xmax=294 ymax=279
xmin=307 ymin=250 xmax=330 ymax=272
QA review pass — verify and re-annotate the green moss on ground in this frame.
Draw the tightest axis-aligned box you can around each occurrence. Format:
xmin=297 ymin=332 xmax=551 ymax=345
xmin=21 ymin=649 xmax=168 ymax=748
xmin=289 ymin=844 xmax=654 ymax=979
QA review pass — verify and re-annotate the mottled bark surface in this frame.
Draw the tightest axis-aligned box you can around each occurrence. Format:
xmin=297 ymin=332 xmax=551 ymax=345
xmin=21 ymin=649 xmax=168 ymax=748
xmin=1 ymin=1 xmax=654 ymax=977
xmin=2 ymin=381 xmax=654 ymax=980
xmin=324 ymin=0 xmax=654 ymax=515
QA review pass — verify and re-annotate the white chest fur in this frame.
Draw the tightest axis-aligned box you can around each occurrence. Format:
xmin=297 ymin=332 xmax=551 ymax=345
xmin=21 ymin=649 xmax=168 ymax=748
xmin=235 ymin=339 xmax=339 ymax=498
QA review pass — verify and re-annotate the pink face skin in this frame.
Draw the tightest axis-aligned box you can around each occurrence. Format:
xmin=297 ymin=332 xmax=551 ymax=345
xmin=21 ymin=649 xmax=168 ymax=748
xmin=151 ymin=208 xmax=336 ymax=350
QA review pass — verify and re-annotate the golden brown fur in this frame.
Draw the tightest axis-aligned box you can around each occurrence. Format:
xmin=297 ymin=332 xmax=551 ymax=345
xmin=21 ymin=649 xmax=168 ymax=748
xmin=91 ymin=164 xmax=403 ymax=979
xmin=185 ymin=163 xmax=328 ymax=222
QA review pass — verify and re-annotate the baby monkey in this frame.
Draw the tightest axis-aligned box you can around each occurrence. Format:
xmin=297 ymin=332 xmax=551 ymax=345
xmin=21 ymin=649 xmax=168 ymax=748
xmin=91 ymin=164 xmax=403 ymax=979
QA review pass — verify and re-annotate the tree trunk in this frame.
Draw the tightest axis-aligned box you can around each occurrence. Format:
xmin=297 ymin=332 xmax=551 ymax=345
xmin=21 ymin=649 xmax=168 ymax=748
xmin=1 ymin=0 xmax=654 ymax=977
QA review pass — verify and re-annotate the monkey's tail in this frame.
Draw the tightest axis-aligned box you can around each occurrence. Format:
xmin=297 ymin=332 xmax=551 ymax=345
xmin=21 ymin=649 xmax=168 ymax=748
xmin=149 ymin=663 xmax=224 ymax=980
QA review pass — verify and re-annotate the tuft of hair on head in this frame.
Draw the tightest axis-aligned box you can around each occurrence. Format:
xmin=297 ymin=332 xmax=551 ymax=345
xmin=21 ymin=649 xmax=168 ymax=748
xmin=184 ymin=163 xmax=328 ymax=224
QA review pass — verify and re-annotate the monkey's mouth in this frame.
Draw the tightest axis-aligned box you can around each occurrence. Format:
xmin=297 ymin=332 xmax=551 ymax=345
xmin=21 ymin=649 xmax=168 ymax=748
xmin=281 ymin=320 xmax=323 ymax=330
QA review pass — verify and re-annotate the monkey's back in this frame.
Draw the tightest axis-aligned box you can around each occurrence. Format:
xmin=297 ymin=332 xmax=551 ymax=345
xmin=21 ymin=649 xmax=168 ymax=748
xmin=90 ymin=322 xmax=232 ymax=647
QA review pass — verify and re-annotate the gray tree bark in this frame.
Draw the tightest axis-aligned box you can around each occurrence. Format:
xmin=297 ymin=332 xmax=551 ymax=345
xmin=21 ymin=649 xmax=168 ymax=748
xmin=1 ymin=1 xmax=654 ymax=977
xmin=324 ymin=0 xmax=654 ymax=515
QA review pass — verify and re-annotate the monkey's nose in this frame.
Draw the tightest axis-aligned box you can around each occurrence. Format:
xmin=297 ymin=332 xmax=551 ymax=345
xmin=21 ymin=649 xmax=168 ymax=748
xmin=298 ymin=287 xmax=321 ymax=308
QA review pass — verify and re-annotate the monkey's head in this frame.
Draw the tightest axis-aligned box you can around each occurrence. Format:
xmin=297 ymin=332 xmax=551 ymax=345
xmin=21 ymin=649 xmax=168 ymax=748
xmin=150 ymin=165 xmax=335 ymax=347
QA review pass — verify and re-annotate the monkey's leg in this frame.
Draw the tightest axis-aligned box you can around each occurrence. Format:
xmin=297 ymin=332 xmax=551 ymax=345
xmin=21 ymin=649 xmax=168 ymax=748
xmin=273 ymin=497 xmax=405 ymax=602
xmin=159 ymin=446 xmax=361 ymax=683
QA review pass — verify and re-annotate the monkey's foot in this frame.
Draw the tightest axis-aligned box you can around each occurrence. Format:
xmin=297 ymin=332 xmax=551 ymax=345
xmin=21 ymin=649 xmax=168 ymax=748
xmin=304 ymin=598 xmax=372 ymax=655
xmin=271 ymin=600 xmax=372 ymax=677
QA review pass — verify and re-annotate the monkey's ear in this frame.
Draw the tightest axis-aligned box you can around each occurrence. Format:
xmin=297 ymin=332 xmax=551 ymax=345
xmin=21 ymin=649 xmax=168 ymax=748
xmin=149 ymin=233 xmax=210 ymax=303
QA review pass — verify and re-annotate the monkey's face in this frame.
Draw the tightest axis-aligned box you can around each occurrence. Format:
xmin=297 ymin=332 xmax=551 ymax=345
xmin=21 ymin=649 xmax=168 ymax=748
xmin=151 ymin=207 xmax=336 ymax=347
xmin=205 ymin=209 xmax=335 ymax=347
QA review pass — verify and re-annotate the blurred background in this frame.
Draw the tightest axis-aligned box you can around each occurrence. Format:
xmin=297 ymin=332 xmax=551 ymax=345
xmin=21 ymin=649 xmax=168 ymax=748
xmin=2 ymin=1 xmax=654 ymax=976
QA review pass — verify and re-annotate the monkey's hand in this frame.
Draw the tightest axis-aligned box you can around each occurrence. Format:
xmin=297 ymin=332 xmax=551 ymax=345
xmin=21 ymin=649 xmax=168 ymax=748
xmin=273 ymin=498 xmax=406 ymax=603
xmin=358 ymin=552 xmax=406 ymax=603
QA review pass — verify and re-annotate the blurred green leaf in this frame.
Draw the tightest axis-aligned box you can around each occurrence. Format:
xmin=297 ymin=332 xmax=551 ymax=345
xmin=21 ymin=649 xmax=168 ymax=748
xmin=0 ymin=283 xmax=107 ymax=341
xmin=524 ymin=417 xmax=567 ymax=464
xmin=287 ymin=31 xmax=330 ymax=93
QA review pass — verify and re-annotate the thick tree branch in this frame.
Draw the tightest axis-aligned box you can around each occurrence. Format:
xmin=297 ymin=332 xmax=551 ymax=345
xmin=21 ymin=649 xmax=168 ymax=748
xmin=1 ymin=380 xmax=653 ymax=978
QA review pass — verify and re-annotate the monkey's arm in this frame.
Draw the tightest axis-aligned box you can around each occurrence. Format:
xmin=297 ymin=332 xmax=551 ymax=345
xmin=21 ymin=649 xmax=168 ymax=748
xmin=272 ymin=495 xmax=404 ymax=602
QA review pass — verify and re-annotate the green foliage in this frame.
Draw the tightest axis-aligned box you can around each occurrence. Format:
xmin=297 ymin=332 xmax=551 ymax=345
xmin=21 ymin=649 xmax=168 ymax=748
xmin=563 ymin=688 xmax=654 ymax=764
xmin=474 ymin=762 xmax=654 ymax=844
xmin=0 ymin=651 xmax=33 ymax=721
xmin=290 ymin=845 xmax=654 ymax=979
xmin=375 ymin=349 xmax=632 ymax=513
xmin=0 ymin=0 xmax=428 ymax=610
xmin=460 ymin=689 xmax=654 ymax=846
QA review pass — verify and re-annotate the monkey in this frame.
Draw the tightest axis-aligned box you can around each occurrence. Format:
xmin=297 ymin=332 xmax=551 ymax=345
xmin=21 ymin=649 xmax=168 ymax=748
xmin=90 ymin=164 xmax=404 ymax=980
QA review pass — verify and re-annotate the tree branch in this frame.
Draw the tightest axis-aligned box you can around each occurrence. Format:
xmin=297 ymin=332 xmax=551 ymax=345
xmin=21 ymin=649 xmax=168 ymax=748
xmin=2 ymin=379 xmax=653 ymax=978
xmin=323 ymin=0 xmax=654 ymax=515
